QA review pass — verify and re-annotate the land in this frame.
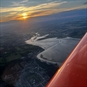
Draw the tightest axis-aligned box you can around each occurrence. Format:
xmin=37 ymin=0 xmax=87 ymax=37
xmin=0 ymin=11 xmax=87 ymax=87
xmin=0 ymin=44 xmax=57 ymax=87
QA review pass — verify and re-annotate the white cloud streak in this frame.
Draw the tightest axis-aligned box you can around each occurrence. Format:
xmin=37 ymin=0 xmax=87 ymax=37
xmin=0 ymin=1 xmax=67 ymax=13
xmin=11 ymin=0 xmax=28 ymax=7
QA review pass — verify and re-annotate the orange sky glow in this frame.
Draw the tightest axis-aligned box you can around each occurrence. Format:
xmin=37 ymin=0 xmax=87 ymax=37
xmin=0 ymin=0 xmax=87 ymax=22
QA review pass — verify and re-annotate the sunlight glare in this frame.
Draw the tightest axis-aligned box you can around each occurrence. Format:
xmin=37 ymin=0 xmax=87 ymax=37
xmin=22 ymin=13 xmax=28 ymax=19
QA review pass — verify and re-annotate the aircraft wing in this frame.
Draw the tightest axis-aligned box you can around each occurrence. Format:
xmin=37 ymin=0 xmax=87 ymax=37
xmin=46 ymin=33 xmax=87 ymax=87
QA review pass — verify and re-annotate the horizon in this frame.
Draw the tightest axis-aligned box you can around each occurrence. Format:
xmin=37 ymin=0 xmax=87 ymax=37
xmin=0 ymin=8 xmax=87 ymax=24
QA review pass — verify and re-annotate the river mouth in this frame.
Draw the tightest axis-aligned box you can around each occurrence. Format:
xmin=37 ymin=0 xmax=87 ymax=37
xmin=25 ymin=33 xmax=80 ymax=66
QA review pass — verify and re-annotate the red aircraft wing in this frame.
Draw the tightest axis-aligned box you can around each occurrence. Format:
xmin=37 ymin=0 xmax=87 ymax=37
xmin=46 ymin=33 xmax=87 ymax=87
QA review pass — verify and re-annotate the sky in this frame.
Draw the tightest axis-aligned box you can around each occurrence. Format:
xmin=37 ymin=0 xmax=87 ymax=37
xmin=0 ymin=0 xmax=87 ymax=22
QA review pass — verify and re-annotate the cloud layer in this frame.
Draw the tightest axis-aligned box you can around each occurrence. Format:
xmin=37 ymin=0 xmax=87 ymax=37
xmin=0 ymin=0 xmax=87 ymax=22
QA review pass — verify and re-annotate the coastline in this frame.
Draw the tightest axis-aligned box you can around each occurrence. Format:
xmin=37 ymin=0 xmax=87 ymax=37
xmin=25 ymin=33 xmax=80 ymax=66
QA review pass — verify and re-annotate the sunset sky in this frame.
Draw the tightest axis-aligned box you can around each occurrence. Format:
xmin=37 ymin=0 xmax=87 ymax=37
xmin=0 ymin=0 xmax=87 ymax=22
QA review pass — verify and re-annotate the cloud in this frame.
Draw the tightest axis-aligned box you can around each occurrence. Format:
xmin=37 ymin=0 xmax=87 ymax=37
xmin=0 ymin=1 xmax=67 ymax=13
xmin=60 ymin=0 xmax=86 ymax=1
xmin=84 ymin=2 xmax=87 ymax=5
xmin=0 ymin=1 xmax=67 ymax=22
xmin=22 ymin=0 xmax=28 ymax=3
xmin=28 ymin=1 xmax=67 ymax=11
xmin=11 ymin=0 xmax=28 ymax=7
xmin=0 ymin=1 xmax=87 ymax=22
xmin=0 ymin=0 xmax=29 ymax=7
xmin=11 ymin=2 xmax=23 ymax=7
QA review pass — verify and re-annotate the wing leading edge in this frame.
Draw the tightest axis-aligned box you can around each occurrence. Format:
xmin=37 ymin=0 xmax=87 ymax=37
xmin=46 ymin=33 xmax=87 ymax=87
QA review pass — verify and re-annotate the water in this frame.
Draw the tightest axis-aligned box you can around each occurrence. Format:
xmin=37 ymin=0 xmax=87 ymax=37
xmin=25 ymin=33 xmax=80 ymax=66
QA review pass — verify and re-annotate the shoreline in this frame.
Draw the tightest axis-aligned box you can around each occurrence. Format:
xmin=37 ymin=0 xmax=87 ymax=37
xmin=25 ymin=34 xmax=80 ymax=66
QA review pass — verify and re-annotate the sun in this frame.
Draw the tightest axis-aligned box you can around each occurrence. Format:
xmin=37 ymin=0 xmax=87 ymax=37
xmin=22 ymin=13 xmax=28 ymax=19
